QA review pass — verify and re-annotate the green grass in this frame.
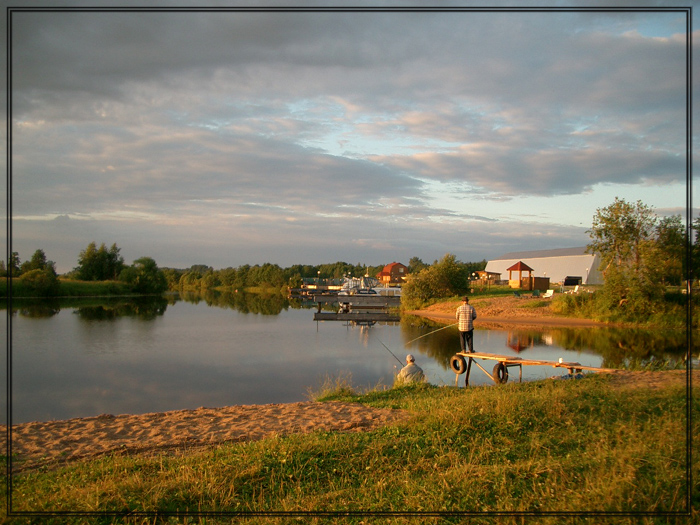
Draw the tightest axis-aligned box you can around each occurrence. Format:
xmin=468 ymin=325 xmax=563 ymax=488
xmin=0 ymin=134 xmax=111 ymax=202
xmin=1 ymin=278 xmax=133 ymax=299
xmin=4 ymin=374 xmax=697 ymax=524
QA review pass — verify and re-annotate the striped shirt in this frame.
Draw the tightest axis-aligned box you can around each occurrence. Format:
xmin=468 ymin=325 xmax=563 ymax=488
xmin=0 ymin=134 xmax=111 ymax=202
xmin=456 ymin=303 xmax=477 ymax=331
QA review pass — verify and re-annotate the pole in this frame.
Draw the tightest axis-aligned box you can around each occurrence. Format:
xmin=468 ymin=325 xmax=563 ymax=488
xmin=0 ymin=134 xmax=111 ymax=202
xmin=377 ymin=338 xmax=404 ymax=366
xmin=403 ymin=322 xmax=458 ymax=347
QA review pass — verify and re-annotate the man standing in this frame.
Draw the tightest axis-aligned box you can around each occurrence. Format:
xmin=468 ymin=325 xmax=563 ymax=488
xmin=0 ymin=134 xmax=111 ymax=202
xmin=396 ymin=354 xmax=425 ymax=384
xmin=456 ymin=296 xmax=477 ymax=353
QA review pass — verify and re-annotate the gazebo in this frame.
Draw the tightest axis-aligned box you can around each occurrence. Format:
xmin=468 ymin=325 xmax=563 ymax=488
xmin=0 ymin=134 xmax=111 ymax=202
xmin=506 ymin=261 xmax=534 ymax=289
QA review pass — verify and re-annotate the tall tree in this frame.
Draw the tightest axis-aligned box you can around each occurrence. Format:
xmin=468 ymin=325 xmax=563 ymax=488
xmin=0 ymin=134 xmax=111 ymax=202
xmin=75 ymin=242 xmax=125 ymax=281
xmin=408 ymin=257 xmax=428 ymax=274
xmin=8 ymin=252 xmax=21 ymax=277
xmin=587 ymin=197 xmax=664 ymax=315
xmin=587 ymin=198 xmax=657 ymax=276
xmin=653 ymin=215 xmax=686 ymax=285
xmin=21 ymin=249 xmax=57 ymax=275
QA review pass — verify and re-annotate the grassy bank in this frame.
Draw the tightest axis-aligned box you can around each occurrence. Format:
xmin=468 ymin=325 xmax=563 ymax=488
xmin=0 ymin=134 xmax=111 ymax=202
xmin=5 ymin=374 xmax=696 ymax=524
xmin=549 ymin=289 xmax=693 ymax=329
xmin=1 ymin=278 xmax=133 ymax=299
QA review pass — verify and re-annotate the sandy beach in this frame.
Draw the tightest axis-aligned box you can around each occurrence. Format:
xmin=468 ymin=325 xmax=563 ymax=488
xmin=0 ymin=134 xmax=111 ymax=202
xmin=6 ymin=372 xmax=695 ymax=475
xmin=5 ymin=401 xmax=409 ymax=472
xmin=6 ymin=369 xmax=695 ymax=473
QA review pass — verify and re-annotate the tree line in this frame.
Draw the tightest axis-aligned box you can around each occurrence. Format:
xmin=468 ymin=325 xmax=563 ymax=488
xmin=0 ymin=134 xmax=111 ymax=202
xmin=4 ymin=197 xmax=693 ymax=310
xmin=3 ymin=243 xmax=474 ymax=297
xmin=3 ymin=242 xmax=167 ymax=296
xmin=165 ymin=260 xmax=441 ymax=292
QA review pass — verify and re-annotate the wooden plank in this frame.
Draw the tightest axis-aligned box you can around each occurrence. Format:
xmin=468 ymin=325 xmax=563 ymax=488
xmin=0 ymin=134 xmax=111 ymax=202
xmin=316 ymin=295 xmax=401 ymax=307
xmin=454 ymin=352 xmax=617 ymax=373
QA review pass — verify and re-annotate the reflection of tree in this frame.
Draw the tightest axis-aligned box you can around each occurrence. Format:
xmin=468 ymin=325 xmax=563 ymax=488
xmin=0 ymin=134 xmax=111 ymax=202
xmin=400 ymin=316 xmax=461 ymax=371
xmin=558 ymin=328 xmax=690 ymax=369
xmin=177 ymin=290 xmax=291 ymax=315
xmin=521 ymin=327 xmax=690 ymax=369
xmin=10 ymin=296 xmax=171 ymax=320
xmin=15 ymin=302 xmax=61 ymax=318
xmin=74 ymin=297 xmax=169 ymax=321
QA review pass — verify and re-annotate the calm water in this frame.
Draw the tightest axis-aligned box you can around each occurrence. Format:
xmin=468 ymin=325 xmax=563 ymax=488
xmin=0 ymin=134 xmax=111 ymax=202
xmin=6 ymin=293 xmax=689 ymax=424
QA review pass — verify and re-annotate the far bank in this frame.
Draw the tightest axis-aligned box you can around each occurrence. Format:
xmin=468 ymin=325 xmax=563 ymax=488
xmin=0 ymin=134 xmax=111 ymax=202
xmin=405 ymin=293 xmax=693 ymax=330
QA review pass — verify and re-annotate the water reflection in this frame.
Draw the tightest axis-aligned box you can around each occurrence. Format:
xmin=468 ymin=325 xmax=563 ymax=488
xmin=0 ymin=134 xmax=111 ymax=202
xmin=178 ymin=290 xmax=295 ymax=315
xmin=8 ymin=291 xmax=695 ymax=423
xmin=73 ymin=297 xmax=169 ymax=321
xmin=400 ymin=315 xmax=690 ymax=373
xmin=8 ymin=291 xmax=693 ymax=371
xmin=13 ymin=302 xmax=62 ymax=319
xmin=7 ymin=291 xmax=296 ymax=319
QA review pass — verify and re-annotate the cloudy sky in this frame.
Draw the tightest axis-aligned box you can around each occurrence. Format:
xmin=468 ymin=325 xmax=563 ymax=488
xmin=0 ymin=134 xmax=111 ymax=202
xmin=4 ymin=2 xmax=695 ymax=274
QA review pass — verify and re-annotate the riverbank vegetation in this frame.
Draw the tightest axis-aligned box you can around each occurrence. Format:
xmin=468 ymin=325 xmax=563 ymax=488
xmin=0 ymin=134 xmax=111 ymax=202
xmin=2 ymin=243 xmax=169 ymax=298
xmin=5 ymin=373 xmax=696 ymax=522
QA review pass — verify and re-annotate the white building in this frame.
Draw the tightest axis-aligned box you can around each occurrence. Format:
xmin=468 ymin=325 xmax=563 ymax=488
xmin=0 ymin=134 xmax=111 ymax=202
xmin=485 ymin=247 xmax=603 ymax=285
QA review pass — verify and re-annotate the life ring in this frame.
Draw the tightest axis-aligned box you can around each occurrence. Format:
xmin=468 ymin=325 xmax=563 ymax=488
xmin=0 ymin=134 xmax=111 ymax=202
xmin=450 ymin=355 xmax=467 ymax=374
xmin=492 ymin=362 xmax=508 ymax=384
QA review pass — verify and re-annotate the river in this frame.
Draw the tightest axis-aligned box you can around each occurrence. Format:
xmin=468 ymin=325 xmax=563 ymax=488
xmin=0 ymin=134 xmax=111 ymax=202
xmin=5 ymin=292 xmax=689 ymax=424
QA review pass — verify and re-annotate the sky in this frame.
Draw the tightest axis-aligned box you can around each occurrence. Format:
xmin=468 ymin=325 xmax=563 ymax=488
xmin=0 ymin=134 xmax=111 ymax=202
xmin=3 ymin=2 xmax=696 ymax=274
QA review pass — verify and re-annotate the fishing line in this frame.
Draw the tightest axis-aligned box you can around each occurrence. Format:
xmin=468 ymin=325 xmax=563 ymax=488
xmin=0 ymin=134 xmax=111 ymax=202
xmin=403 ymin=322 xmax=458 ymax=347
xmin=376 ymin=337 xmax=404 ymax=366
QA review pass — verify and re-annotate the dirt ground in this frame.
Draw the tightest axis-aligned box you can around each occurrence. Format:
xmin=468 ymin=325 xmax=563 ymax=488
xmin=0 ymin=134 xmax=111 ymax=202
xmin=406 ymin=294 xmax=610 ymax=327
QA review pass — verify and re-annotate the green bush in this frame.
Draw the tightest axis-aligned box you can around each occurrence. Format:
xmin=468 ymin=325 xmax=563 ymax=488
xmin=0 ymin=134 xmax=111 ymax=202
xmin=402 ymin=254 xmax=473 ymax=308
xmin=17 ymin=268 xmax=60 ymax=297
xmin=119 ymin=257 xmax=168 ymax=294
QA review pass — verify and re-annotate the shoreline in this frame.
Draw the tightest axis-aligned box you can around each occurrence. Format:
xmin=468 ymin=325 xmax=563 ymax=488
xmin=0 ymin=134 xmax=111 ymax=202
xmin=6 ymin=370 xmax=695 ymax=473
xmin=403 ymin=294 xmax=622 ymax=329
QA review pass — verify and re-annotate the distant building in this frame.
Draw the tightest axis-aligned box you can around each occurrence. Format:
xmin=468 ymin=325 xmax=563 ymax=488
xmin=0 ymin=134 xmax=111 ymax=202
xmin=485 ymin=247 xmax=603 ymax=285
xmin=376 ymin=262 xmax=408 ymax=284
xmin=474 ymin=270 xmax=501 ymax=282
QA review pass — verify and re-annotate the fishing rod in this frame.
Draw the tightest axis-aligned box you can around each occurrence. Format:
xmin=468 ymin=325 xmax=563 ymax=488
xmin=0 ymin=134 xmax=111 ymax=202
xmin=377 ymin=337 xmax=404 ymax=366
xmin=403 ymin=322 xmax=458 ymax=347
xmin=378 ymin=321 xmax=459 ymax=367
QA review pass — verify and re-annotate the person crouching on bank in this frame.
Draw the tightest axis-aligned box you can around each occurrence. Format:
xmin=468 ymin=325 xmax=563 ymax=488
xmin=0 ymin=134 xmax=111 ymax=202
xmin=396 ymin=354 xmax=425 ymax=384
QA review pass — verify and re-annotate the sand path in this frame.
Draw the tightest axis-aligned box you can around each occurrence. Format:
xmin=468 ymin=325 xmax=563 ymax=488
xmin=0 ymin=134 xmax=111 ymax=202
xmin=5 ymin=402 xmax=408 ymax=472
xmin=405 ymin=295 xmax=615 ymax=328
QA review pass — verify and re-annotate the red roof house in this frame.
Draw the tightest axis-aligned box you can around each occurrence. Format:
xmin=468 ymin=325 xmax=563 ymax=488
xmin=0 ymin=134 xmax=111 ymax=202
xmin=376 ymin=262 xmax=408 ymax=284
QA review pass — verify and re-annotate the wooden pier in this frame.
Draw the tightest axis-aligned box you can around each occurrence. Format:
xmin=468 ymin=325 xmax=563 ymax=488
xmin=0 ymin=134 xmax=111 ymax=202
xmin=314 ymin=295 xmax=401 ymax=308
xmin=312 ymin=294 xmax=401 ymax=323
xmin=450 ymin=351 xmax=618 ymax=387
